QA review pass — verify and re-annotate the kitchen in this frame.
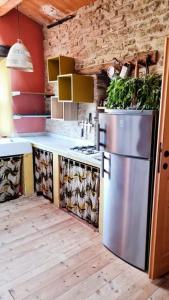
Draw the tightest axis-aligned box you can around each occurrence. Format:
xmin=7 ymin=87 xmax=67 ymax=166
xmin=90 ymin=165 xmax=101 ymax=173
xmin=0 ymin=0 xmax=169 ymax=299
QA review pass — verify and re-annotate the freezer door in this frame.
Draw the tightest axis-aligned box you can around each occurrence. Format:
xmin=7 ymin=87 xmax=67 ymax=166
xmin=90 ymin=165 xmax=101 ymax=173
xmin=99 ymin=112 xmax=154 ymax=159
xmin=103 ymin=153 xmax=150 ymax=270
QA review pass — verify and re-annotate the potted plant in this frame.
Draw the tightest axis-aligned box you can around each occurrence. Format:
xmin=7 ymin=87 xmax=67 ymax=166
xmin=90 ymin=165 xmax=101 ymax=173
xmin=105 ymin=74 xmax=162 ymax=111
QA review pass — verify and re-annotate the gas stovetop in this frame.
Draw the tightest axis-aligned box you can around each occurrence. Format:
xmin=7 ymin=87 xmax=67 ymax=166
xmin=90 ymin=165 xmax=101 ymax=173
xmin=70 ymin=145 xmax=99 ymax=155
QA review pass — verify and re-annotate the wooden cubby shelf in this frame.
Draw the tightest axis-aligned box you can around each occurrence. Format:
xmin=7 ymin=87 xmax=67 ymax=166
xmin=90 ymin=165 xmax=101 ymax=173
xmin=58 ymin=74 xmax=94 ymax=103
xmin=47 ymin=56 xmax=75 ymax=82
xmin=51 ymin=96 xmax=77 ymax=120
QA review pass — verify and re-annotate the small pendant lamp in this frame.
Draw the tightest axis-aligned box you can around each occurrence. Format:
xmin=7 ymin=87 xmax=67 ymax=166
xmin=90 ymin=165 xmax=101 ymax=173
xmin=6 ymin=6 xmax=33 ymax=72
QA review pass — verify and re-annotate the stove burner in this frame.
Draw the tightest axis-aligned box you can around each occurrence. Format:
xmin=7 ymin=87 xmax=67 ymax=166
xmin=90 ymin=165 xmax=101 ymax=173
xmin=70 ymin=145 xmax=99 ymax=155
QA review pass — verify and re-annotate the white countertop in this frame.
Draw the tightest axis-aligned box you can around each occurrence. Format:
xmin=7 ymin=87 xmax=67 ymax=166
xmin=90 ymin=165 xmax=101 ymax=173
xmin=14 ymin=134 xmax=102 ymax=168
xmin=0 ymin=138 xmax=32 ymax=157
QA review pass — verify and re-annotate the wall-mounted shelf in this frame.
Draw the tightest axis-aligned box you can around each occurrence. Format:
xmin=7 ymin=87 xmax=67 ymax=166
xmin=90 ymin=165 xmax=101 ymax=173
xmin=47 ymin=56 xmax=75 ymax=82
xmin=58 ymin=74 xmax=94 ymax=103
xmin=12 ymin=91 xmax=54 ymax=97
xmin=13 ymin=114 xmax=51 ymax=119
xmin=51 ymin=97 xmax=77 ymax=120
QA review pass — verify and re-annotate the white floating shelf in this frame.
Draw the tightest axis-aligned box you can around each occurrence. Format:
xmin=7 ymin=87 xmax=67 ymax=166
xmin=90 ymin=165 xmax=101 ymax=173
xmin=13 ymin=114 xmax=51 ymax=119
xmin=12 ymin=91 xmax=54 ymax=97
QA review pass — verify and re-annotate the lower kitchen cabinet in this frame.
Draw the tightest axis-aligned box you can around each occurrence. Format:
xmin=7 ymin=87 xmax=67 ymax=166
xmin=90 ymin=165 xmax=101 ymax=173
xmin=33 ymin=148 xmax=53 ymax=201
xmin=0 ymin=155 xmax=22 ymax=202
xmin=59 ymin=156 xmax=100 ymax=227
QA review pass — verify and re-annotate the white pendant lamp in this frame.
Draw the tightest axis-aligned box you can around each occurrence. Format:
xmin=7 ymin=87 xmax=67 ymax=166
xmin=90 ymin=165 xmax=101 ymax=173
xmin=6 ymin=6 xmax=33 ymax=72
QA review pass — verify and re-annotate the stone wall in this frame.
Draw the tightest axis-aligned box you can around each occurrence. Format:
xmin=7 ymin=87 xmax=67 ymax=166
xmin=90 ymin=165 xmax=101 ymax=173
xmin=43 ymin=0 xmax=168 ymax=140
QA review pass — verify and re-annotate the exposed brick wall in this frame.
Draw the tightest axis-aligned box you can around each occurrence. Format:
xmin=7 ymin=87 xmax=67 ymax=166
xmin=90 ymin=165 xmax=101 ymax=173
xmin=44 ymin=0 xmax=168 ymax=76
xmin=43 ymin=0 xmax=168 ymax=138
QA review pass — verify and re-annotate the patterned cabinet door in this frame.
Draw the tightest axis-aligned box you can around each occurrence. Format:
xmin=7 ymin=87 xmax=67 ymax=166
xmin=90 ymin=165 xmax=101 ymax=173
xmin=0 ymin=155 xmax=22 ymax=202
xmin=60 ymin=156 xmax=100 ymax=227
xmin=33 ymin=148 xmax=53 ymax=201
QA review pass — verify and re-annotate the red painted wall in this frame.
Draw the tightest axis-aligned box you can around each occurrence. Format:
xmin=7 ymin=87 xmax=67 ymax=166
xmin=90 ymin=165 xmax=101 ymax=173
xmin=0 ymin=9 xmax=45 ymax=133
xmin=13 ymin=95 xmax=45 ymax=115
xmin=14 ymin=118 xmax=46 ymax=134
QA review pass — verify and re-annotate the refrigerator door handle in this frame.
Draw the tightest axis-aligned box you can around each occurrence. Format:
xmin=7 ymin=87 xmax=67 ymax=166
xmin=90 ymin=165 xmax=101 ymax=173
xmin=102 ymin=153 xmax=111 ymax=179
xmin=96 ymin=123 xmax=100 ymax=151
xmin=109 ymin=153 xmax=111 ymax=179
xmin=98 ymin=126 xmax=107 ymax=150
xmin=101 ymin=152 xmax=104 ymax=178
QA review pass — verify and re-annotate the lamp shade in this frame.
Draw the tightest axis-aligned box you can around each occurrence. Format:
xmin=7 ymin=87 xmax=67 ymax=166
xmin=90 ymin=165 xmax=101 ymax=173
xmin=6 ymin=39 xmax=33 ymax=72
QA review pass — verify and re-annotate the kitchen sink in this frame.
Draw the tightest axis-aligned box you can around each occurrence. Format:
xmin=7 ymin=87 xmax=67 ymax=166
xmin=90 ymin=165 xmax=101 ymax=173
xmin=0 ymin=138 xmax=32 ymax=156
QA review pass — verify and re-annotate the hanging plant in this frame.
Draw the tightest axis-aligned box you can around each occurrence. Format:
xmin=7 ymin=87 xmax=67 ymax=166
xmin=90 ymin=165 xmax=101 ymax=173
xmin=106 ymin=74 xmax=162 ymax=110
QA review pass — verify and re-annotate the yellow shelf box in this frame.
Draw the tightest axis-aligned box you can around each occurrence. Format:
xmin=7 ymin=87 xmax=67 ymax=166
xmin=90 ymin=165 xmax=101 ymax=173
xmin=58 ymin=74 xmax=94 ymax=103
xmin=47 ymin=56 xmax=75 ymax=82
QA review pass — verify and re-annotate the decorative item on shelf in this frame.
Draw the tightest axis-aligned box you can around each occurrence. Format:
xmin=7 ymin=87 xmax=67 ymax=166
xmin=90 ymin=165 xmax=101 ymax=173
xmin=107 ymin=58 xmax=122 ymax=80
xmin=107 ymin=66 xmax=117 ymax=80
xmin=94 ymin=70 xmax=110 ymax=111
xmin=119 ymin=62 xmax=132 ymax=79
xmin=6 ymin=6 xmax=33 ymax=72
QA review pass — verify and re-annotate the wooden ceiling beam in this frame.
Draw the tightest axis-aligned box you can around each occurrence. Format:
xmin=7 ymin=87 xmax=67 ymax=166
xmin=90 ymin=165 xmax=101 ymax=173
xmin=0 ymin=0 xmax=23 ymax=16
xmin=0 ymin=0 xmax=96 ymax=24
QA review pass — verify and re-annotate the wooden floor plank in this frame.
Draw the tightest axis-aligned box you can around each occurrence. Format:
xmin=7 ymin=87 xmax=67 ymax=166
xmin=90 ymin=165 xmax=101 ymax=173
xmin=9 ymin=241 xmax=103 ymax=299
xmin=0 ymin=236 xmax=100 ymax=297
xmin=0 ymin=212 xmax=72 ymax=258
xmin=0 ymin=196 xmax=168 ymax=300
xmin=0 ymin=205 xmax=61 ymax=232
xmin=55 ymin=258 xmax=128 ymax=300
xmin=117 ymin=276 xmax=167 ymax=300
xmin=23 ymin=250 xmax=113 ymax=300
xmin=148 ymin=278 xmax=169 ymax=300
xmin=0 ymin=205 xmax=72 ymax=247
xmin=87 ymin=267 xmax=145 ymax=300
xmin=0 ymin=195 xmax=47 ymax=216
xmin=0 ymin=222 xmax=99 ymax=288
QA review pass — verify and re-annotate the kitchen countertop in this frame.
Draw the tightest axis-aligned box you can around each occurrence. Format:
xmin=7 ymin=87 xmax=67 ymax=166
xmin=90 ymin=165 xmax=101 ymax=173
xmin=15 ymin=134 xmax=102 ymax=168
xmin=0 ymin=137 xmax=32 ymax=156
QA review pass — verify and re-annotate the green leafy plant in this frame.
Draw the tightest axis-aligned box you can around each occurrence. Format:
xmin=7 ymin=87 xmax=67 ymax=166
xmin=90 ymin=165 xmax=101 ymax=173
xmin=106 ymin=74 xmax=162 ymax=110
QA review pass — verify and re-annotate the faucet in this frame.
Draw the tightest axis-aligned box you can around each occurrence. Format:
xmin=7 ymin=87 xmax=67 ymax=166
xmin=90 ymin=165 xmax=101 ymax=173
xmin=78 ymin=113 xmax=94 ymax=139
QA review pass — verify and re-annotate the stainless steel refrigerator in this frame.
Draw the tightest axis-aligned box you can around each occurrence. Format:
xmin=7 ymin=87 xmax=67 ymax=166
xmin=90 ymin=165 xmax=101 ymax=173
xmin=98 ymin=110 xmax=158 ymax=271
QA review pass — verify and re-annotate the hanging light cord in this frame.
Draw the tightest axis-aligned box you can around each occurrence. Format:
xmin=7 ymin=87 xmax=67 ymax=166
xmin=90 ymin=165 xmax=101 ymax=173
xmin=17 ymin=5 xmax=21 ymax=41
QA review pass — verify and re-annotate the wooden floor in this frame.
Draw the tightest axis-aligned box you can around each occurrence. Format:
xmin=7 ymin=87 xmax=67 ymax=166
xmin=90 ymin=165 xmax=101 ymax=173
xmin=0 ymin=196 xmax=169 ymax=300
